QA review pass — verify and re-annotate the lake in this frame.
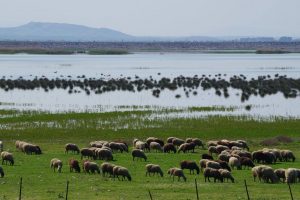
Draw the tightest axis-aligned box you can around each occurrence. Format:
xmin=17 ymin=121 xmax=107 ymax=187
xmin=0 ymin=53 xmax=300 ymax=118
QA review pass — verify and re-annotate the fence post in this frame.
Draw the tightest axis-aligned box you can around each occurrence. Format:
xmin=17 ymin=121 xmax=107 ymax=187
xmin=288 ymin=183 xmax=294 ymax=200
xmin=148 ymin=190 xmax=153 ymax=200
xmin=19 ymin=177 xmax=23 ymax=200
xmin=195 ymin=178 xmax=199 ymax=200
xmin=65 ymin=180 xmax=69 ymax=200
xmin=244 ymin=180 xmax=250 ymax=200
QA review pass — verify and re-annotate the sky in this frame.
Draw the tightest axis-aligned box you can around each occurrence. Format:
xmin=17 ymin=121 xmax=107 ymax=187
xmin=0 ymin=0 xmax=299 ymax=37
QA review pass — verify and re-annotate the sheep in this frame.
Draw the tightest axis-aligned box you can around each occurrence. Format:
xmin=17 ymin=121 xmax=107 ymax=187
xmin=172 ymin=138 xmax=185 ymax=147
xmin=252 ymin=150 xmax=274 ymax=164
xmin=274 ymin=168 xmax=286 ymax=182
xmin=236 ymin=151 xmax=252 ymax=160
xmin=146 ymin=137 xmax=164 ymax=147
xmin=235 ymin=140 xmax=250 ymax=151
xmin=149 ymin=142 xmax=163 ymax=152
xmin=281 ymin=150 xmax=296 ymax=162
xmin=109 ymin=142 xmax=124 ymax=153
xmin=167 ymin=137 xmax=176 ymax=143
xmin=186 ymin=138 xmax=205 ymax=149
xmin=1 ymin=151 xmax=14 ymax=166
xmin=0 ymin=166 xmax=4 ymax=178
xmin=208 ymin=146 xmax=218 ymax=156
xmin=203 ymin=168 xmax=223 ymax=182
xmin=261 ymin=167 xmax=279 ymax=183
xmin=202 ymin=153 xmax=213 ymax=160
xmin=65 ymin=143 xmax=80 ymax=154
xmin=218 ymin=153 xmax=230 ymax=162
xmin=167 ymin=167 xmax=186 ymax=182
xmin=180 ymin=160 xmax=200 ymax=175
xmin=178 ymin=142 xmax=195 ymax=153
xmin=135 ymin=141 xmax=148 ymax=151
xmin=206 ymin=161 xmax=221 ymax=170
xmin=101 ymin=162 xmax=116 ymax=177
xmin=240 ymin=157 xmax=255 ymax=169
xmin=132 ymin=149 xmax=147 ymax=161
xmin=207 ymin=140 xmax=218 ymax=147
xmin=80 ymin=148 xmax=95 ymax=160
xmin=83 ymin=161 xmax=100 ymax=174
xmin=119 ymin=143 xmax=129 ymax=152
xmin=146 ymin=164 xmax=163 ymax=177
xmin=113 ymin=166 xmax=132 ymax=181
xmin=229 ymin=157 xmax=241 ymax=170
xmin=69 ymin=159 xmax=80 ymax=173
xmin=90 ymin=141 xmax=108 ymax=148
xmin=285 ymin=168 xmax=298 ymax=184
xmin=216 ymin=160 xmax=231 ymax=172
xmin=98 ymin=148 xmax=113 ymax=161
xmin=23 ymin=144 xmax=42 ymax=155
xmin=218 ymin=169 xmax=234 ymax=183
xmin=216 ymin=145 xmax=229 ymax=154
xmin=163 ymin=143 xmax=177 ymax=153
xmin=50 ymin=158 xmax=63 ymax=173
xmin=0 ymin=141 xmax=3 ymax=152
xmin=199 ymin=159 xmax=210 ymax=172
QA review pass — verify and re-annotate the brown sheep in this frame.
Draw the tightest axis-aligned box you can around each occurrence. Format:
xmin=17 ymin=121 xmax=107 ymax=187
xmin=178 ymin=142 xmax=196 ymax=153
xmin=98 ymin=149 xmax=113 ymax=161
xmin=163 ymin=143 xmax=177 ymax=153
xmin=261 ymin=167 xmax=279 ymax=183
xmin=206 ymin=161 xmax=221 ymax=170
xmin=186 ymin=138 xmax=205 ymax=149
xmin=202 ymin=153 xmax=213 ymax=160
xmin=240 ymin=157 xmax=255 ymax=169
xmin=132 ymin=149 xmax=147 ymax=161
xmin=218 ymin=169 xmax=234 ymax=183
xmin=281 ymin=150 xmax=296 ymax=162
xmin=113 ymin=166 xmax=132 ymax=181
xmin=172 ymin=138 xmax=185 ymax=147
xmin=101 ymin=162 xmax=116 ymax=177
xmin=50 ymin=158 xmax=63 ymax=173
xmin=0 ymin=166 xmax=4 ymax=178
xmin=167 ymin=137 xmax=176 ymax=143
xmin=69 ymin=159 xmax=80 ymax=173
xmin=203 ymin=168 xmax=223 ymax=182
xmin=149 ymin=142 xmax=163 ymax=152
xmin=167 ymin=167 xmax=186 ymax=182
xmin=83 ymin=161 xmax=100 ymax=174
xmin=1 ymin=151 xmax=14 ymax=166
xmin=285 ymin=168 xmax=298 ymax=184
xmin=65 ymin=143 xmax=80 ymax=154
xmin=146 ymin=164 xmax=163 ymax=177
xmin=216 ymin=145 xmax=229 ymax=154
xmin=180 ymin=160 xmax=200 ymax=174
xmin=80 ymin=148 xmax=95 ymax=160
xmin=23 ymin=144 xmax=42 ymax=155
xmin=146 ymin=137 xmax=164 ymax=147
xmin=208 ymin=146 xmax=218 ymax=156
xmin=274 ymin=168 xmax=286 ymax=182
xmin=109 ymin=142 xmax=125 ymax=153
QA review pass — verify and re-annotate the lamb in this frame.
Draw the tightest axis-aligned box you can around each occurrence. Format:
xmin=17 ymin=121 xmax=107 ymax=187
xmin=80 ymin=148 xmax=95 ymax=160
xmin=163 ymin=143 xmax=177 ymax=153
xmin=203 ymin=168 xmax=223 ymax=182
xmin=240 ymin=157 xmax=255 ymax=169
xmin=69 ymin=159 xmax=80 ymax=173
xmin=180 ymin=160 xmax=200 ymax=174
xmin=178 ymin=142 xmax=195 ymax=153
xmin=229 ymin=157 xmax=241 ymax=170
xmin=132 ymin=149 xmax=147 ymax=161
xmin=172 ymin=138 xmax=185 ymax=147
xmin=146 ymin=164 xmax=163 ymax=177
xmin=1 ymin=151 xmax=14 ymax=166
xmin=274 ymin=168 xmax=286 ymax=182
xmin=218 ymin=169 xmax=234 ymax=183
xmin=167 ymin=167 xmax=186 ymax=182
xmin=97 ymin=148 xmax=113 ymax=161
xmin=285 ymin=168 xmax=298 ymax=184
xmin=50 ymin=158 xmax=63 ymax=173
xmin=101 ymin=162 xmax=116 ymax=177
xmin=0 ymin=166 xmax=4 ymax=178
xmin=65 ymin=143 xmax=80 ymax=154
xmin=83 ymin=161 xmax=100 ymax=174
xmin=281 ymin=150 xmax=296 ymax=162
xmin=208 ymin=146 xmax=218 ymax=156
xmin=186 ymin=138 xmax=205 ymax=149
xmin=202 ymin=153 xmax=213 ymax=160
xmin=149 ymin=142 xmax=163 ymax=152
xmin=113 ymin=166 xmax=132 ymax=181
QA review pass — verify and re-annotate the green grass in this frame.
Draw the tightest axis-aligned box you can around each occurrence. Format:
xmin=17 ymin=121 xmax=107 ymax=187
xmin=0 ymin=110 xmax=300 ymax=199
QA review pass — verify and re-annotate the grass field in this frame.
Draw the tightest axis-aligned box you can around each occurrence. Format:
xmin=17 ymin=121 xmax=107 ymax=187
xmin=0 ymin=109 xmax=300 ymax=200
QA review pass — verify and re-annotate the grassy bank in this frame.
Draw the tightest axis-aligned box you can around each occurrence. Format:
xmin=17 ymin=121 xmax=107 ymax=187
xmin=0 ymin=110 xmax=300 ymax=199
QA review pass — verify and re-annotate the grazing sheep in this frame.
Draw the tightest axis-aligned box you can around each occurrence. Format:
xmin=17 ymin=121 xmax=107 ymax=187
xmin=236 ymin=151 xmax=252 ymax=159
xmin=167 ymin=167 xmax=186 ymax=182
xmin=261 ymin=167 xmax=279 ymax=183
xmin=1 ymin=151 xmax=14 ymax=166
xmin=163 ymin=143 xmax=177 ymax=153
xmin=69 ymin=159 xmax=80 ymax=173
xmin=285 ymin=168 xmax=298 ymax=184
xmin=65 ymin=143 xmax=80 ymax=154
xmin=218 ymin=153 xmax=230 ymax=162
xmin=0 ymin=141 xmax=3 ymax=152
xmin=23 ymin=144 xmax=42 ymax=155
xmin=186 ymin=138 xmax=205 ymax=149
xmin=98 ymin=149 xmax=113 ymax=161
xmin=83 ymin=161 xmax=100 ymax=174
xmin=109 ymin=142 xmax=124 ymax=153
xmin=172 ymin=138 xmax=185 ymax=147
xmin=113 ymin=140 xmax=129 ymax=150
xmin=0 ymin=166 xmax=4 ymax=178
xmin=274 ymin=168 xmax=286 ymax=182
xmin=208 ymin=146 xmax=218 ymax=156
xmin=216 ymin=145 xmax=229 ymax=154
xmin=252 ymin=165 xmax=272 ymax=182
xmin=113 ymin=166 xmax=132 ymax=181
xmin=167 ymin=137 xmax=176 ymax=143
xmin=132 ymin=149 xmax=147 ymax=161
xmin=216 ymin=160 xmax=231 ymax=172
xmin=207 ymin=140 xmax=218 ymax=147
xmin=149 ymin=142 xmax=163 ymax=152
xmin=218 ymin=169 xmax=234 ymax=183
xmin=180 ymin=160 xmax=200 ymax=174
xmin=50 ymin=158 xmax=63 ymax=173
xmin=229 ymin=157 xmax=241 ymax=170
xmin=135 ymin=141 xmax=148 ymax=151
xmin=240 ymin=157 xmax=255 ymax=169
xmin=199 ymin=159 xmax=210 ymax=172
xmin=80 ymin=148 xmax=95 ymax=160
xmin=101 ymin=162 xmax=116 ymax=177
xmin=146 ymin=137 xmax=164 ymax=147
xmin=146 ymin=164 xmax=163 ymax=177
xmin=90 ymin=141 xmax=104 ymax=148
xmin=206 ymin=161 xmax=221 ymax=170
xmin=203 ymin=168 xmax=223 ymax=182
xmin=178 ymin=142 xmax=196 ymax=153
xmin=202 ymin=153 xmax=213 ymax=160
xmin=281 ymin=150 xmax=296 ymax=162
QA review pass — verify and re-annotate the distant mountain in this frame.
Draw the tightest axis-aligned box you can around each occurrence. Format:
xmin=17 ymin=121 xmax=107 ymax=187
xmin=0 ymin=22 xmax=134 ymax=42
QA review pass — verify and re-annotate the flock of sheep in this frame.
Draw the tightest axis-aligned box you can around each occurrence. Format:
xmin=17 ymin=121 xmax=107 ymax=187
xmin=0 ymin=137 xmax=299 ymax=184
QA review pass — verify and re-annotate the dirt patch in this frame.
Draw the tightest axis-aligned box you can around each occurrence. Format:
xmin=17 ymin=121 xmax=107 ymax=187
xmin=260 ymin=135 xmax=294 ymax=146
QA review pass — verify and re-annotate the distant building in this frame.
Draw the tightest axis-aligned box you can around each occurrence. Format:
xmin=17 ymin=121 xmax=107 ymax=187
xmin=240 ymin=37 xmax=275 ymax=42
xmin=279 ymin=36 xmax=293 ymax=42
